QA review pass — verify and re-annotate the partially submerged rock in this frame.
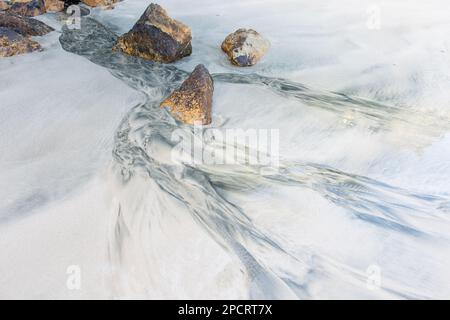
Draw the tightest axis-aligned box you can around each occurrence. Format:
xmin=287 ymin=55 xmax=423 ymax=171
xmin=0 ymin=26 xmax=41 ymax=57
xmin=0 ymin=11 xmax=53 ymax=36
xmin=8 ymin=0 xmax=46 ymax=17
xmin=221 ymin=28 xmax=270 ymax=66
xmin=44 ymin=0 xmax=64 ymax=12
xmin=114 ymin=3 xmax=192 ymax=63
xmin=0 ymin=1 xmax=11 ymax=11
xmin=160 ymin=64 xmax=213 ymax=125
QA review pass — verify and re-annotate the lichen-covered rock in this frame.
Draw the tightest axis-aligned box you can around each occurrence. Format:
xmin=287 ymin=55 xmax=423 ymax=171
xmin=0 ymin=11 xmax=53 ymax=36
xmin=44 ymin=0 xmax=64 ymax=12
xmin=114 ymin=3 xmax=192 ymax=63
xmin=0 ymin=1 xmax=11 ymax=11
xmin=8 ymin=0 xmax=46 ymax=17
xmin=0 ymin=26 xmax=41 ymax=57
xmin=160 ymin=64 xmax=213 ymax=125
xmin=80 ymin=0 xmax=118 ymax=7
xmin=221 ymin=28 xmax=270 ymax=67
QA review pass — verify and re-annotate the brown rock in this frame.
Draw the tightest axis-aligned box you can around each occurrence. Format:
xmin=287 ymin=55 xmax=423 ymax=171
xmin=160 ymin=64 xmax=213 ymax=125
xmin=114 ymin=3 xmax=192 ymax=63
xmin=8 ymin=0 xmax=46 ymax=17
xmin=0 ymin=26 xmax=41 ymax=57
xmin=0 ymin=1 xmax=11 ymax=11
xmin=221 ymin=28 xmax=270 ymax=67
xmin=44 ymin=0 xmax=63 ymax=12
xmin=80 ymin=0 xmax=118 ymax=7
xmin=0 ymin=11 xmax=53 ymax=36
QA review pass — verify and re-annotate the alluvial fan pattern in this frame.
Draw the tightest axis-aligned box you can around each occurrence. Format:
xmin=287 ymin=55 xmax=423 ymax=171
xmin=58 ymin=17 xmax=450 ymax=299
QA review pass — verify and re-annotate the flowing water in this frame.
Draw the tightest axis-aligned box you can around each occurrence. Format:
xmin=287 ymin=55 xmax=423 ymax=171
xmin=1 ymin=0 xmax=450 ymax=299
xmin=53 ymin=15 xmax=450 ymax=299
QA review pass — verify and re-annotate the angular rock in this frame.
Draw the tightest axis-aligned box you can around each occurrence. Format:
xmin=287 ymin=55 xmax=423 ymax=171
xmin=0 ymin=26 xmax=41 ymax=57
xmin=221 ymin=28 xmax=270 ymax=67
xmin=0 ymin=1 xmax=11 ymax=11
xmin=0 ymin=11 xmax=53 ymax=36
xmin=114 ymin=3 xmax=192 ymax=63
xmin=44 ymin=0 xmax=64 ymax=12
xmin=8 ymin=0 xmax=46 ymax=17
xmin=160 ymin=64 xmax=213 ymax=125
